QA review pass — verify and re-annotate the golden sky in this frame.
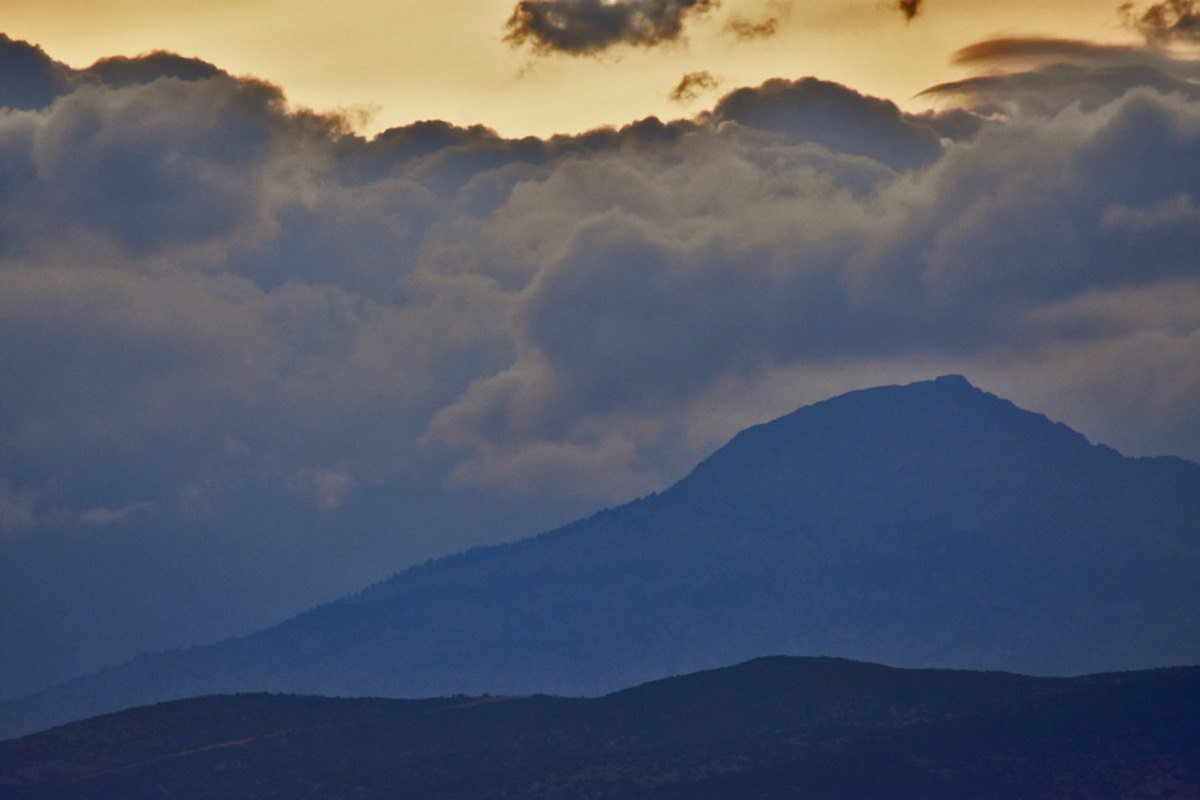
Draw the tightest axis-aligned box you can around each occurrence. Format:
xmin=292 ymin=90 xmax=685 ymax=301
xmin=3 ymin=0 xmax=1138 ymax=137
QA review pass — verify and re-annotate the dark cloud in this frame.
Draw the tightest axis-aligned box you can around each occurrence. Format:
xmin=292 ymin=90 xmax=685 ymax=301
xmin=81 ymin=51 xmax=226 ymax=87
xmin=30 ymin=78 xmax=278 ymax=252
xmin=898 ymin=0 xmax=922 ymax=21
xmin=1122 ymin=0 xmax=1200 ymax=43
xmin=670 ymin=70 xmax=719 ymax=101
xmin=0 ymin=34 xmax=72 ymax=110
xmin=504 ymin=0 xmax=715 ymax=54
xmin=708 ymin=77 xmax=945 ymax=170
xmin=3 ymin=35 xmax=1200 ymax=703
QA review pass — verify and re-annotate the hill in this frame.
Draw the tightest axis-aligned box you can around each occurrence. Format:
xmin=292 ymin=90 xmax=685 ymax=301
xmin=3 ymin=375 xmax=1198 ymax=739
xmin=1 ymin=657 xmax=1197 ymax=799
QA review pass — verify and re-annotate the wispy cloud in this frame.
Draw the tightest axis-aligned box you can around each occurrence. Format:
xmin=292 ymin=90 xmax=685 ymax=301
xmin=670 ymin=70 xmax=719 ymax=101
xmin=727 ymin=15 xmax=779 ymax=39
xmin=288 ymin=466 xmax=355 ymax=510
xmin=724 ymin=0 xmax=789 ymax=40
xmin=898 ymin=0 xmax=922 ymax=22
xmin=1122 ymin=0 xmax=1200 ymax=44
xmin=81 ymin=502 xmax=156 ymax=526
xmin=0 ymin=481 xmax=37 ymax=535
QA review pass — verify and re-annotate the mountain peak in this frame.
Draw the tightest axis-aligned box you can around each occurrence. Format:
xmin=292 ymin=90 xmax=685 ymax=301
xmin=673 ymin=373 xmax=1096 ymax=510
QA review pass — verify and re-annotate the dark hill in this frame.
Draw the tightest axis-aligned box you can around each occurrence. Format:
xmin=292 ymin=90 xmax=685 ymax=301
xmin=1 ymin=657 xmax=1197 ymax=799
xmin=3 ymin=376 xmax=1199 ymax=739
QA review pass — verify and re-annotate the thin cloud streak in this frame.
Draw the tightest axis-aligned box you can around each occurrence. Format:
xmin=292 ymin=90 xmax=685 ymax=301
xmin=727 ymin=16 xmax=779 ymax=39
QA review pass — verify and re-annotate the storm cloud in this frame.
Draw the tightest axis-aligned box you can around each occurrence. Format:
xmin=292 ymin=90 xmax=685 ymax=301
xmin=505 ymin=0 xmax=715 ymax=54
xmin=2 ymin=34 xmax=1200 ymax=698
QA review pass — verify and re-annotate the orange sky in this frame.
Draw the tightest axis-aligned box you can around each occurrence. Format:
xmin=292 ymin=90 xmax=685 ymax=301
xmin=1 ymin=1 xmax=1140 ymax=138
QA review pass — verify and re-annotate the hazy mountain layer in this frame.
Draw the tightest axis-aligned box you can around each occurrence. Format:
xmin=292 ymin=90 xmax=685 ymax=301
xmin=2 ymin=657 xmax=1197 ymax=799
xmin=3 ymin=375 xmax=1198 ymax=740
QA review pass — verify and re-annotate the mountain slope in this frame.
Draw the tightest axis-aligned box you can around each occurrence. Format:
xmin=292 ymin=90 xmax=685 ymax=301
xmin=3 ymin=375 xmax=1199 ymax=739
xmin=2 ymin=657 xmax=1198 ymax=799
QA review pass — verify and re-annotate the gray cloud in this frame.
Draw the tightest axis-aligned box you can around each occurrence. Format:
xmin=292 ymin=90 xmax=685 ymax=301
xmin=2 ymin=33 xmax=1200 ymax=698
xmin=504 ymin=0 xmax=715 ymax=54
xmin=0 ymin=34 xmax=72 ymax=110
xmin=81 ymin=51 xmax=226 ymax=87
xmin=707 ymin=78 xmax=946 ymax=170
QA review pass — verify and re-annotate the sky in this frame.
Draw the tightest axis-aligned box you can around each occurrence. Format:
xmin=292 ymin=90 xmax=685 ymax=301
xmin=2 ymin=0 xmax=1200 ymax=700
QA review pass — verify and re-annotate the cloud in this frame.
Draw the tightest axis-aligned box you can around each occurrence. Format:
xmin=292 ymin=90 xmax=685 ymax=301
xmin=951 ymin=36 xmax=1164 ymax=67
xmin=287 ymin=466 xmax=354 ymax=510
xmin=728 ymin=16 xmax=778 ymax=39
xmin=0 ymin=34 xmax=72 ymax=111
xmin=422 ymin=70 xmax=1200 ymax=490
xmin=504 ymin=0 xmax=716 ymax=54
xmin=670 ymin=70 xmax=720 ymax=101
xmin=1122 ymin=0 xmax=1200 ymax=44
xmin=0 ymin=480 xmax=37 ymax=534
xmin=707 ymin=78 xmax=946 ymax=170
xmin=724 ymin=0 xmax=789 ymax=40
xmin=4 ymin=35 xmax=1198 ymax=507
xmin=80 ymin=51 xmax=226 ymax=88
xmin=921 ymin=37 xmax=1200 ymax=115
xmin=81 ymin=502 xmax=156 ymax=526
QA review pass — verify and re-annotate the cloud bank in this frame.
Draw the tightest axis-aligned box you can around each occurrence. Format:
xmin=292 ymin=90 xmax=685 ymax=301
xmin=2 ymin=33 xmax=1199 ymax=696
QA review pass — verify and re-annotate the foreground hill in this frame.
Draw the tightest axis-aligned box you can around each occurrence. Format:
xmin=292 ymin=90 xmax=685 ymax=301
xmin=1 ymin=657 xmax=1198 ymax=799
xmin=3 ymin=375 xmax=1199 ymax=739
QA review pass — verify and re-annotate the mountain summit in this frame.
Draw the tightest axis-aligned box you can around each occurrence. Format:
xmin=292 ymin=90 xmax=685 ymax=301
xmin=4 ymin=376 xmax=1199 ymax=739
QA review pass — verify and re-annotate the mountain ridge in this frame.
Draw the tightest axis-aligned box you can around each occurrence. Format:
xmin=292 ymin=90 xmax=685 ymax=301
xmin=3 ymin=375 xmax=1198 ymax=740
xmin=2 ymin=656 xmax=1198 ymax=799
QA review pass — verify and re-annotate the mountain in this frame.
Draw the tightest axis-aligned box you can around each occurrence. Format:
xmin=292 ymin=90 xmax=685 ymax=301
xmin=3 ymin=375 xmax=1199 ymax=739
xmin=2 ymin=657 xmax=1198 ymax=799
